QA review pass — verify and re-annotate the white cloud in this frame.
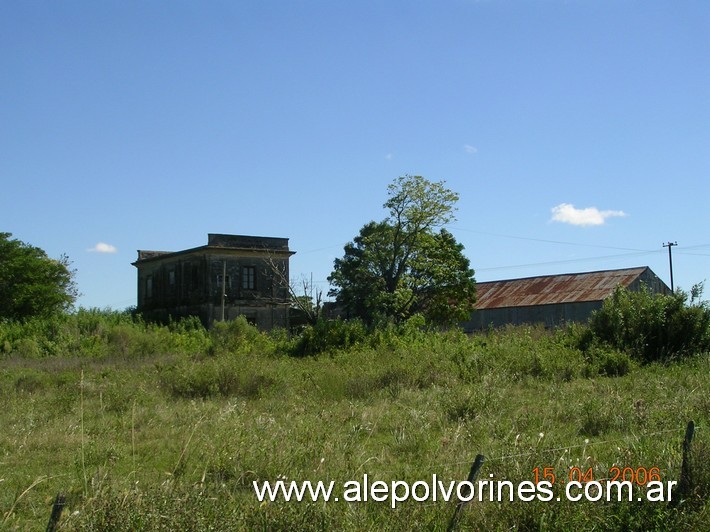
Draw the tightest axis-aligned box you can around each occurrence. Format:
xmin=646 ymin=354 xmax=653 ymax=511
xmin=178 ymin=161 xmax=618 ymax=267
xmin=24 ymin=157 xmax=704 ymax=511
xmin=464 ymin=144 xmax=478 ymax=154
xmin=550 ymin=203 xmax=627 ymax=226
xmin=385 ymin=153 xmax=393 ymax=160
xmin=88 ymin=242 xmax=118 ymax=253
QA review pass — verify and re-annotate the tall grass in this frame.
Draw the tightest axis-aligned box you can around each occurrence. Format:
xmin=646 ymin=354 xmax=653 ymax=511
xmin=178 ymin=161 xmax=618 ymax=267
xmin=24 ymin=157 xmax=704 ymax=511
xmin=0 ymin=308 xmax=212 ymax=359
xmin=0 ymin=312 xmax=708 ymax=530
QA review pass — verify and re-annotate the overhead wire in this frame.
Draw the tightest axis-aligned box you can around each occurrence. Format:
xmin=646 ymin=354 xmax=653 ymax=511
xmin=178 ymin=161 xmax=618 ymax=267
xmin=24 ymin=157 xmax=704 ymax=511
xmin=293 ymin=229 xmax=707 ymax=285
xmin=476 ymin=250 xmax=661 ymax=273
xmin=450 ymin=226 xmax=651 ymax=253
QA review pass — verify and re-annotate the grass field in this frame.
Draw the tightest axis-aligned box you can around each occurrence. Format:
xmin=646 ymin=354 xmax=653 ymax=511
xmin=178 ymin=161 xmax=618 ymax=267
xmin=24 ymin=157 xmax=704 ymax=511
xmin=1 ymin=312 xmax=708 ymax=530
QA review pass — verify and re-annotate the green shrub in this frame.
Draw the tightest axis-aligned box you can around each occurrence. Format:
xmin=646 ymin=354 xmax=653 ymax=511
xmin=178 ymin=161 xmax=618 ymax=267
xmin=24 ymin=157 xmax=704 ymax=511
xmin=583 ymin=346 xmax=636 ymax=377
xmin=159 ymin=355 xmax=277 ymax=399
xmin=14 ymin=371 xmax=46 ymax=393
xmin=289 ymin=318 xmax=368 ymax=356
xmin=210 ymin=316 xmax=266 ymax=355
xmin=0 ymin=309 xmax=212 ymax=359
xmin=160 ymin=358 xmax=235 ymax=398
xmin=12 ymin=337 xmax=42 ymax=358
xmin=588 ymin=285 xmax=710 ymax=363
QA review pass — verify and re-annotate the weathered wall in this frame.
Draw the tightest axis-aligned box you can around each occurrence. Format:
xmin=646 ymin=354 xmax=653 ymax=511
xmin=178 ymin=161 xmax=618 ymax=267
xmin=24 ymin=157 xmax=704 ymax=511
xmin=462 ymin=300 xmax=603 ymax=332
xmin=628 ymin=268 xmax=672 ymax=296
xmin=134 ymin=235 xmax=292 ymax=331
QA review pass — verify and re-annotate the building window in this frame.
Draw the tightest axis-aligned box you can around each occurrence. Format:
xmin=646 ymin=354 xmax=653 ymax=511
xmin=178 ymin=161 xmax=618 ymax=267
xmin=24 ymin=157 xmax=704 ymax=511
xmin=183 ymin=263 xmax=190 ymax=290
xmin=217 ymin=274 xmax=231 ymax=290
xmin=242 ymin=266 xmax=256 ymax=290
xmin=191 ymin=264 xmax=200 ymax=290
xmin=168 ymin=270 xmax=176 ymax=287
xmin=146 ymin=275 xmax=153 ymax=298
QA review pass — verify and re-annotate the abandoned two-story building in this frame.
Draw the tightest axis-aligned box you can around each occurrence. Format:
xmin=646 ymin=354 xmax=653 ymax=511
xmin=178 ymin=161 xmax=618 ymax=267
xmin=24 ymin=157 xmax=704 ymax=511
xmin=132 ymin=234 xmax=294 ymax=330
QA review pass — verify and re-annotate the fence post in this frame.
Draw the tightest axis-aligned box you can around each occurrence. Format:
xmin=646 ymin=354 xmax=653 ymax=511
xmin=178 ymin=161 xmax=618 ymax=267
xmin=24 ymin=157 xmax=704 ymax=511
xmin=670 ymin=420 xmax=695 ymax=507
xmin=46 ymin=493 xmax=65 ymax=532
xmin=447 ymin=454 xmax=485 ymax=532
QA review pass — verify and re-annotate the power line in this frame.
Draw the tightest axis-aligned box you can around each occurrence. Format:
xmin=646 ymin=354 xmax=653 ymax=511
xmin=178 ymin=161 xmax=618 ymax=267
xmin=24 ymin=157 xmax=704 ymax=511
xmin=451 ymin=227 xmax=650 ymax=253
xmin=476 ymin=250 xmax=659 ymax=273
xmin=293 ymin=231 xmax=709 ymax=284
xmin=294 ymin=244 xmax=344 ymax=254
xmin=676 ymin=251 xmax=710 ymax=258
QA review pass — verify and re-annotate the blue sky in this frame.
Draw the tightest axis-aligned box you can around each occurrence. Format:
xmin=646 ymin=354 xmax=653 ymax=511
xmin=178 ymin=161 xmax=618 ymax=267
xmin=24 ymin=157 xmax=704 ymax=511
xmin=2 ymin=0 xmax=708 ymax=309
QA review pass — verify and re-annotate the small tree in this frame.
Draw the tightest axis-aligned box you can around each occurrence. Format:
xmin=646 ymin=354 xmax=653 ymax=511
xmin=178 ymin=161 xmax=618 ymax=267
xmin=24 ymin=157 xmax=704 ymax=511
xmin=263 ymin=254 xmax=323 ymax=326
xmin=0 ymin=233 xmax=78 ymax=320
xmin=289 ymin=276 xmax=324 ymax=326
xmin=328 ymin=176 xmax=476 ymax=326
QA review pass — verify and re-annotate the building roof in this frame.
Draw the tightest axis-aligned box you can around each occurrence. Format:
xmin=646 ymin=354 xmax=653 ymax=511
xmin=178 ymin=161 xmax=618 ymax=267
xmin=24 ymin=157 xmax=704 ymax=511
xmin=133 ymin=233 xmax=294 ymax=265
xmin=475 ymin=266 xmax=651 ymax=309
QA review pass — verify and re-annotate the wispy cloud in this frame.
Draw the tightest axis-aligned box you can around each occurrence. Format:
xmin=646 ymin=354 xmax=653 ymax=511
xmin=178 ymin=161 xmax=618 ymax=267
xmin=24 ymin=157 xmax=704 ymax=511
xmin=385 ymin=153 xmax=393 ymax=160
xmin=464 ymin=144 xmax=478 ymax=154
xmin=550 ymin=203 xmax=627 ymax=227
xmin=88 ymin=242 xmax=118 ymax=253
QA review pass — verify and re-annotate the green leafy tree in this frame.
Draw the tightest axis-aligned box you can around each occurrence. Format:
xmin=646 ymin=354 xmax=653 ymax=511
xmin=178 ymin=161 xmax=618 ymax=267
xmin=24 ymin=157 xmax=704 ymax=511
xmin=328 ymin=176 xmax=476 ymax=325
xmin=0 ymin=232 xmax=78 ymax=320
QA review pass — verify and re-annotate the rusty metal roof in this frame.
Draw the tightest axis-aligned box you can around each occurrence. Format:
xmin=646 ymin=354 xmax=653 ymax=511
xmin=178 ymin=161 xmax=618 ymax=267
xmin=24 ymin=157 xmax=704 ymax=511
xmin=475 ymin=267 xmax=650 ymax=309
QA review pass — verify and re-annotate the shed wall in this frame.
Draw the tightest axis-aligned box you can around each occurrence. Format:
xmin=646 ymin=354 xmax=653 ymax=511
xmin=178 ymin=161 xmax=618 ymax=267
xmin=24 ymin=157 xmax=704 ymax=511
xmin=462 ymin=301 xmax=602 ymax=332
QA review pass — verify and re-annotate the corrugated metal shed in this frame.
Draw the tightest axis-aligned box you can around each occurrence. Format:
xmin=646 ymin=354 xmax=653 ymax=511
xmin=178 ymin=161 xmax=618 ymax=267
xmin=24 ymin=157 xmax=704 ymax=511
xmin=463 ymin=266 xmax=670 ymax=331
xmin=475 ymin=267 xmax=650 ymax=310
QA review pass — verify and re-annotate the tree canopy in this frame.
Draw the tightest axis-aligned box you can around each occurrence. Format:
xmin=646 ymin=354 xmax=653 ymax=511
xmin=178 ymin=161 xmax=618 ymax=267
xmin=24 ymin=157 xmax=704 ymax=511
xmin=328 ymin=176 xmax=476 ymax=325
xmin=0 ymin=232 xmax=78 ymax=320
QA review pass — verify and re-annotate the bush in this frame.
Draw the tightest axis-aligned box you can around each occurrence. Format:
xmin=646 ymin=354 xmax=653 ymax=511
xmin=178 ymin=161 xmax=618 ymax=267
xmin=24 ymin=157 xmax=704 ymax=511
xmin=289 ymin=318 xmax=368 ymax=356
xmin=582 ymin=346 xmax=635 ymax=377
xmin=209 ymin=316 xmax=266 ymax=355
xmin=0 ymin=309 xmax=212 ymax=359
xmin=159 ymin=356 xmax=277 ymax=399
xmin=588 ymin=285 xmax=710 ymax=363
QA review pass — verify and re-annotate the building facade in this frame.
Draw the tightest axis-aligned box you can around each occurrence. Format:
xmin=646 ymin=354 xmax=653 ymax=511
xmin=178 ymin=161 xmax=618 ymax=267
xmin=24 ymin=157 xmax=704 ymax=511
xmin=462 ymin=266 xmax=670 ymax=332
xmin=132 ymin=234 xmax=294 ymax=330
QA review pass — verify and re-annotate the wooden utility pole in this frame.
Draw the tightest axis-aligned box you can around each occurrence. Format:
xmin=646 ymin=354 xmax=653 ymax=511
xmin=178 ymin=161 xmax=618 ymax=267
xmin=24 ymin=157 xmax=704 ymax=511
xmin=221 ymin=260 xmax=227 ymax=321
xmin=663 ymin=242 xmax=677 ymax=292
